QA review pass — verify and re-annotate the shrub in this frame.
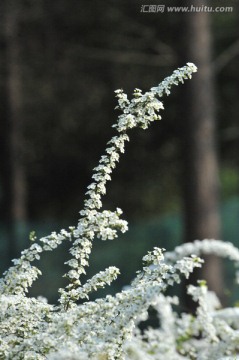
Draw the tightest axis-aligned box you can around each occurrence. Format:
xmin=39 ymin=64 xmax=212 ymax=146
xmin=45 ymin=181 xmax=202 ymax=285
xmin=2 ymin=63 xmax=239 ymax=359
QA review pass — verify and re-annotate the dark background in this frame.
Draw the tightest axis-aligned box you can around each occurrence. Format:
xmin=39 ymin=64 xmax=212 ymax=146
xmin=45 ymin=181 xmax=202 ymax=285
xmin=0 ymin=0 xmax=238 ymax=304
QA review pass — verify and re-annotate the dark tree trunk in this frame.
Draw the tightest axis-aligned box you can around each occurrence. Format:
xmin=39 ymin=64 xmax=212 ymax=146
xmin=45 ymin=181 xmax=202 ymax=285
xmin=3 ymin=0 xmax=27 ymax=263
xmin=180 ymin=0 xmax=224 ymax=309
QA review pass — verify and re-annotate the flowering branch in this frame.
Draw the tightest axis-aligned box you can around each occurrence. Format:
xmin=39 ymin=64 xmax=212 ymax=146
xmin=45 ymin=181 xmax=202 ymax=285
xmin=0 ymin=63 xmax=217 ymax=360
xmin=59 ymin=62 xmax=198 ymax=309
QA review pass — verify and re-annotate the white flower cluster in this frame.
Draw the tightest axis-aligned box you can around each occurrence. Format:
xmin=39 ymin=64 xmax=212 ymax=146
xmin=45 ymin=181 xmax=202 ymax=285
xmin=0 ymin=246 xmax=202 ymax=359
xmin=4 ymin=63 xmax=238 ymax=359
xmin=123 ymin=240 xmax=239 ymax=360
xmin=113 ymin=62 xmax=197 ymax=132
xmin=165 ymin=239 xmax=239 ymax=284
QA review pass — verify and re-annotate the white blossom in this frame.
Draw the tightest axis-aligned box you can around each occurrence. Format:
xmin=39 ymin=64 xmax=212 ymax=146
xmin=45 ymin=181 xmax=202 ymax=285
xmin=8 ymin=63 xmax=239 ymax=360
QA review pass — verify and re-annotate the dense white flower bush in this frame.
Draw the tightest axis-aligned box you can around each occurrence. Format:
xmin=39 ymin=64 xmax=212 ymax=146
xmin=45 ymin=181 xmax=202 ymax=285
xmin=1 ymin=63 xmax=239 ymax=359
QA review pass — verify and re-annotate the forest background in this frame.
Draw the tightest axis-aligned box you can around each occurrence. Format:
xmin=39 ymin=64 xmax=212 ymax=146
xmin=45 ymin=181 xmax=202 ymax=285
xmin=0 ymin=0 xmax=238 ymax=304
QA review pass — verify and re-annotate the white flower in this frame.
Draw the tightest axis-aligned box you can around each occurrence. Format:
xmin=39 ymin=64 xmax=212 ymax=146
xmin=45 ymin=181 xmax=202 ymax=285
xmin=0 ymin=63 xmax=214 ymax=360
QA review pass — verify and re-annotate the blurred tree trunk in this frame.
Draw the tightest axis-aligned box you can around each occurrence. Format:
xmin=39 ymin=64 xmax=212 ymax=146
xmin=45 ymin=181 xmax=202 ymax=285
xmin=180 ymin=0 xmax=224 ymax=309
xmin=2 ymin=0 xmax=27 ymax=263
